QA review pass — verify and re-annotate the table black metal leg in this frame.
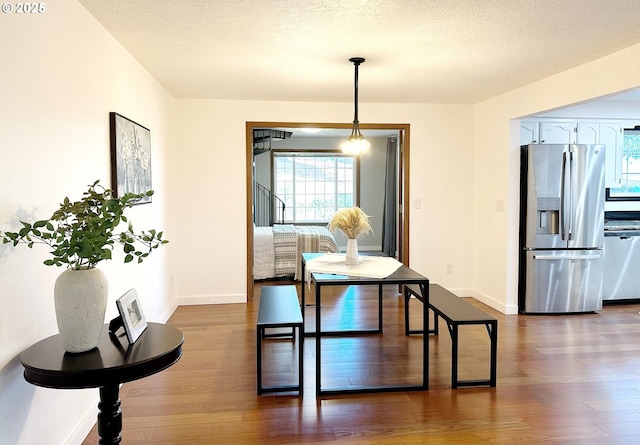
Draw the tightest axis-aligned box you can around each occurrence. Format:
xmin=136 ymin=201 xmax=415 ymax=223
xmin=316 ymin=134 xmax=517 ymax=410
xmin=301 ymin=259 xmax=306 ymax=311
xmin=315 ymin=282 xmax=322 ymax=398
xmin=256 ymin=327 xmax=263 ymax=394
xmin=98 ymin=385 xmax=122 ymax=445
xmin=378 ymin=284 xmax=383 ymax=333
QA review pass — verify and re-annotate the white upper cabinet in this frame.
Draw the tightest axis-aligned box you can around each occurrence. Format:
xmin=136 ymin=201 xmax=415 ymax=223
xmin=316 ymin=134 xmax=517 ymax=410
xmin=576 ymin=122 xmax=599 ymax=144
xmin=520 ymin=120 xmax=539 ymax=145
xmin=577 ymin=121 xmax=622 ymax=188
xmin=539 ymin=121 xmax=576 ymax=144
xmin=520 ymin=119 xmax=623 ymax=188
xmin=597 ymin=122 xmax=623 ymax=188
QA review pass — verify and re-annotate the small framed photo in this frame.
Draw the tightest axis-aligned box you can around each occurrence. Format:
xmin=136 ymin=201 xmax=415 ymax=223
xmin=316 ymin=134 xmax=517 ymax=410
xmin=116 ymin=289 xmax=148 ymax=343
xmin=109 ymin=112 xmax=152 ymax=203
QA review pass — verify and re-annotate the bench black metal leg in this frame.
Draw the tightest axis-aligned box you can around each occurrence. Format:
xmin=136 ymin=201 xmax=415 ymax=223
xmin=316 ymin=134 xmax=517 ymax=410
xmin=403 ymin=286 xmax=438 ymax=336
xmin=263 ymin=328 xmax=295 ymax=339
xmin=421 ymin=282 xmax=429 ymax=390
xmin=433 ymin=311 xmax=439 ymax=336
xmin=403 ymin=288 xmax=410 ymax=335
xmin=404 ymin=283 xmax=497 ymax=389
xmin=449 ymin=323 xmax=459 ymax=389
xmin=257 ymin=284 xmax=304 ymax=396
xmin=298 ymin=324 xmax=304 ymax=397
xmin=447 ymin=321 xmax=498 ymax=388
xmin=257 ymin=323 xmax=303 ymax=395
xmin=489 ymin=321 xmax=497 ymax=387
xmin=404 ymin=287 xmax=438 ymax=336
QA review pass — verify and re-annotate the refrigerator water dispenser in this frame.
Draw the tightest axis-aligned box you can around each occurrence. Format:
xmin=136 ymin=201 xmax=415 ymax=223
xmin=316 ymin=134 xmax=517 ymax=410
xmin=536 ymin=197 xmax=559 ymax=234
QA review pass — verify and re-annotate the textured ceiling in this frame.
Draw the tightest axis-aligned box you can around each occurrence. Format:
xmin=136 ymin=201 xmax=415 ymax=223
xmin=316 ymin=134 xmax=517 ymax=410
xmin=79 ymin=0 xmax=640 ymax=104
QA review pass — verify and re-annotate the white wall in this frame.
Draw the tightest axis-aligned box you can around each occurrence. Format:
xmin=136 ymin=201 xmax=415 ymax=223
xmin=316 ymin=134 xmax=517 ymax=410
xmin=0 ymin=2 xmax=175 ymax=444
xmin=254 ymin=151 xmax=272 ymax=191
xmin=172 ymin=101 xmax=476 ymax=304
xmin=473 ymin=43 xmax=640 ymax=314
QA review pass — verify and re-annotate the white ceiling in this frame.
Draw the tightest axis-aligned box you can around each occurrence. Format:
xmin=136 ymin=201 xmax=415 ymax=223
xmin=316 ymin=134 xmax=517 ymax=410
xmin=79 ymin=0 xmax=640 ymax=104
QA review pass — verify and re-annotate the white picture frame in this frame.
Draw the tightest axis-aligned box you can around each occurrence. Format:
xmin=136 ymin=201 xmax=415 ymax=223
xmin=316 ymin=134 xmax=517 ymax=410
xmin=116 ymin=289 xmax=148 ymax=343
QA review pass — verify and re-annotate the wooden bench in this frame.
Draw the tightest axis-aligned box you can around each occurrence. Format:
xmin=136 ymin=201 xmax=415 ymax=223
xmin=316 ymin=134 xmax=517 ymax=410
xmin=256 ymin=285 xmax=304 ymax=396
xmin=404 ymin=284 xmax=497 ymax=389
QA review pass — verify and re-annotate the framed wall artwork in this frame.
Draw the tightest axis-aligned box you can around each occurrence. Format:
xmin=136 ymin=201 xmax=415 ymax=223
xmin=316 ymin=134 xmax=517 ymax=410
xmin=109 ymin=112 xmax=152 ymax=204
xmin=116 ymin=289 xmax=148 ymax=344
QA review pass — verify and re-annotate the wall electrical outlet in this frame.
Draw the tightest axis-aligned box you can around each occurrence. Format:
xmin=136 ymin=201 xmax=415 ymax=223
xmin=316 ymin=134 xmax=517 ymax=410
xmin=495 ymin=200 xmax=505 ymax=212
xmin=446 ymin=264 xmax=453 ymax=274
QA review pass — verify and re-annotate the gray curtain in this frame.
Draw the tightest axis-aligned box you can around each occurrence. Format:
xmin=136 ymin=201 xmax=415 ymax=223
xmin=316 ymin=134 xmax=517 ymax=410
xmin=382 ymin=137 xmax=397 ymax=257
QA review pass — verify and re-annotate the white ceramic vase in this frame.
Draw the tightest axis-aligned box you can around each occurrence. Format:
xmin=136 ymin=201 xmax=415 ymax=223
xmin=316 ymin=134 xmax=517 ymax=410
xmin=345 ymin=238 xmax=359 ymax=265
xmin=54 ymin=267 xmax=108 ymax=353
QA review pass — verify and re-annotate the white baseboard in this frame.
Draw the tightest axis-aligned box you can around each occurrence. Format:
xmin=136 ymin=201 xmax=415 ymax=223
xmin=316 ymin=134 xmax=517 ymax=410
xmin=175 ymin=287 xmax=517 ymax=314
xmin=420 ymin=286 xmax=516 ymax=315
xmin=66 ymin=404 xmax=99 ymax=445
xmin=467 ymin=288 xmax=518 ymax=314
xmin=179 ymin=293 xmax=246 ymax=305
xmin=158 ymin=297 xmax=180 ymax=322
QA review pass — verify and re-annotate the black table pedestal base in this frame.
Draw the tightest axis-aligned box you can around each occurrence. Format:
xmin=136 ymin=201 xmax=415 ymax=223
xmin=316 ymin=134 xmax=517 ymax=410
xmin=21 ymin=322 xmax=183 ymax=444
xmin=97 ymin=385 xmax=122 ymax=444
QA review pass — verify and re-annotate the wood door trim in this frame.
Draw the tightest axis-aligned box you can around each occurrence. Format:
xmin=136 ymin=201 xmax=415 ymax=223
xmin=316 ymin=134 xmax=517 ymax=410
xmin=246 ymin=122 xmax=411 ymax=301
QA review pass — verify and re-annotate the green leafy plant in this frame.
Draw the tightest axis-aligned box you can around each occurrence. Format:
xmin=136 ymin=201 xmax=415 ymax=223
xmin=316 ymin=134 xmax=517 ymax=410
xmin=0 ymin=180 xmax=168 ymax=269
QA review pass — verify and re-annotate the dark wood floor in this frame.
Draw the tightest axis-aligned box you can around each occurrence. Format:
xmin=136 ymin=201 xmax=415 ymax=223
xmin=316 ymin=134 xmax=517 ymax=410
xmin=83 ymin=282 xmax=640 ymax=444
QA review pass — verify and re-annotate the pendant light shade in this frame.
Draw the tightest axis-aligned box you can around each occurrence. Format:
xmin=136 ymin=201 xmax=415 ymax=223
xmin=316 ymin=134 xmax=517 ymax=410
xmin=342 ymin=57 xmax=370 ymax=155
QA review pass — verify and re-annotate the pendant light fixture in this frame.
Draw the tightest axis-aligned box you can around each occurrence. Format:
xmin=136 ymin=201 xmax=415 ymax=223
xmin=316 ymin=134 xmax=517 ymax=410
xmin=342 ymin=57 xmax=370 ymax=155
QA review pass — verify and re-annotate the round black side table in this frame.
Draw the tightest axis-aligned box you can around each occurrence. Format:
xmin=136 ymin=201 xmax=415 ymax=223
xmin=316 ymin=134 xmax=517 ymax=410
xmin=21 ymin=322 xmax=183 ymax=445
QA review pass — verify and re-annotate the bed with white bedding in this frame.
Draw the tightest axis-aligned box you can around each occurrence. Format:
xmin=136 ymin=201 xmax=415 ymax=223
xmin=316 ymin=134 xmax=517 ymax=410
xmin=253 ymin=224 xmax=340 ymax=280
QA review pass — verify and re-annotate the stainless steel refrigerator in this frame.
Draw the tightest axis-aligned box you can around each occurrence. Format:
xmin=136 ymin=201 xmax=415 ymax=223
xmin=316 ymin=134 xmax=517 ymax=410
xmin=518 ymin=144 xmax=605 ymax=313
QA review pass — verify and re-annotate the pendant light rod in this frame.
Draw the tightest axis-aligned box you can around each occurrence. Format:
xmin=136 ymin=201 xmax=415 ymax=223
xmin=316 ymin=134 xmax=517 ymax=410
xmin=350 ymin=57 xmax=365 ymax=127
xmin=342 ymin=57 xmax=370 ymax=154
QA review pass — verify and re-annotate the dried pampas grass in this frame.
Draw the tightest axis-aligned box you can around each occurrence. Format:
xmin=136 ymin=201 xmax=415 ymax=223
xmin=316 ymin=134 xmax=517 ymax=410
xmin=328 ymin=207 xmax=373 ymax=239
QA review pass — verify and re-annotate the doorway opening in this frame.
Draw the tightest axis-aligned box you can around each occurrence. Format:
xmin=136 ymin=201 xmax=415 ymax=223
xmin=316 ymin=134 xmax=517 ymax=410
xmin=245 ymin=122 xmax=411 ymax=300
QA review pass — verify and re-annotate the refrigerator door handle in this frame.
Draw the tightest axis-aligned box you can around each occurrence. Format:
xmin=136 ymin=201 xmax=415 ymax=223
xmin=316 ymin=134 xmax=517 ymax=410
xmin=567 ymin=147 xmax=575 ymax=241
xmin=560 ymin=151 xmax=572 ymax=241
xmin=567 ymin=149 xmax=574 ymax=241
xmin=533 ymin=254 xmax=602 ymax=260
